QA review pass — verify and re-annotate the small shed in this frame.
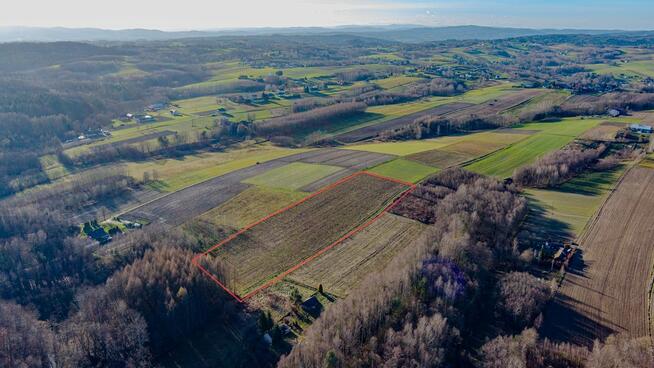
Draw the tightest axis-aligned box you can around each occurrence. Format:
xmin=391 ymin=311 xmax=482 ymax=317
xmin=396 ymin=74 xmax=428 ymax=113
xmin=87 ymin=227 xmax=112 ymax=244
xmin=608 ymin=109 xmax=621 ymax=117
xmin=630 ymin=124 xmax=653 ymax=134
xmin=300 ymin=296 xmax=323 ymax=317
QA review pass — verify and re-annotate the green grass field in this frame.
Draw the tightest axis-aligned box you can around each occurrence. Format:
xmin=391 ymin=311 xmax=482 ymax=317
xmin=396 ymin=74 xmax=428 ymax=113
xmin=586 ymin=60 xmax=654 ymax=78
xmin=465 ymin=134 xmax=572 ymax=178
xmin=242 ymin=162 xmax=343 ymax=190
xmin=372 ymin=75 xmax=422 ymax=89
xmin=523 ymin=165 xmax=626 ymax=239
xmin=367 ymin=159 xmax=439 ymax=183
xmin=346 ymin=139 xmax=452 ymax=156
xmin=126 ymin=145 xmax=310 ymax=192
xmin=38 ymin=154 xmax=69 ymax=180
xmin=465 ymin=118 xmax=606 ymax=177
xmin=348 ymin=130 xmax=530 ymax=159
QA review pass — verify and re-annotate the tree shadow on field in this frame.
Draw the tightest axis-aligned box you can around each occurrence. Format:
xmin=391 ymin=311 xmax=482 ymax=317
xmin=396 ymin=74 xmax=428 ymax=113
xmin=539 ymin=289 xmax=616 ymax=348
xmin=527 ymin=203 xmax=617 ymax=347
xmin=520 ymin=199 xmax=574 ymax=245
xmin=554 ymin=166 xmax=622 ymax=197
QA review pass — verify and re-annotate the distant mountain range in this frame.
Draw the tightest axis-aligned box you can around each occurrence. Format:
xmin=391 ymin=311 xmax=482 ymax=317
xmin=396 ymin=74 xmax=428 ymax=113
xmin=0 ymin=25 xmax=645 ymax=43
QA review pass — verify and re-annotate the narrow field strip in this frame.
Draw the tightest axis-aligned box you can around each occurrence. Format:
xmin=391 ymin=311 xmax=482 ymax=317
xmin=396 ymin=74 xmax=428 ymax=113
xmin=193 ymin=172 xmax=414 ymax=301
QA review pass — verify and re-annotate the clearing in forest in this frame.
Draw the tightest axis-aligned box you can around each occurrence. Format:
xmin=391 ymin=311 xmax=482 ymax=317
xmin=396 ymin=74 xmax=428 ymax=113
xmin=194 ymin=172 xmax=413 ymax=300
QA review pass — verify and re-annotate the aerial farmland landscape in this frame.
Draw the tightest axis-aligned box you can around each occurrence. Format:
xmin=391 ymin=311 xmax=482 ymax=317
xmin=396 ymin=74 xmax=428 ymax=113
xmin=3 ymin=1 xmax=654 ymax=367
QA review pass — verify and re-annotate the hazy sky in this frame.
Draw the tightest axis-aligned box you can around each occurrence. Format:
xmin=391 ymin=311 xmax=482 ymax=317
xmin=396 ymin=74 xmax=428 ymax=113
xmin=2 ymin=0 xmax=653 ymax=30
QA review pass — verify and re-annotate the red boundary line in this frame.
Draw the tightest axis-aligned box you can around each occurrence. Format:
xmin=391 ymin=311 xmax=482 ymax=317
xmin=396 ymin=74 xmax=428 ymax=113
xmin=192 ymin=171 xmax=416 ymax=303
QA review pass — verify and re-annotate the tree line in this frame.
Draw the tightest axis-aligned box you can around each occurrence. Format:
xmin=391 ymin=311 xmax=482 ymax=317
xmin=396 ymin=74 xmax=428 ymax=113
xmin=513 ymin=144 xmax=608 ymax=188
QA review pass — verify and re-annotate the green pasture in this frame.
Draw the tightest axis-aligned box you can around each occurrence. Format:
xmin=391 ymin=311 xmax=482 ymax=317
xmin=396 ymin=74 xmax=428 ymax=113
xmin=523 ymin=165 xmax=626 ymax=239
xmin=586 ymin=60 xmax=654 ymax=78
xmin=243 ymin=162 xmax=343 ymax=190
xmin=466 ymin=118 xmax=609 ymax=178
xmin=373 ymin=75 xmax=422 ymax=89
xmin=367 ymin=159 xmax=439 ymax=183
xmin=127 ymin=145 xmax=310 ymax=192
xmin=465 ymin=134 xmax=572 ymax=178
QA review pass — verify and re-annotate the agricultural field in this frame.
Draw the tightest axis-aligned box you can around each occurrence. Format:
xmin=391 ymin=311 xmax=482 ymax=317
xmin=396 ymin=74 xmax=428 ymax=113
xmin=578 ymin=121 xmax=627 ymax=141
xmin=501 ymin=90 xmax=571 ymax=118
xmin=126 ymin=144 xmax=310 ymax=192
xmin=522 ymin=165 xmax=626 ymax=240
xmin=465 ymin=118 xmax=607 ymax=177
xmin=407 ymin=130 xmax=532 ymax=168
xmin=199 ymin=186 xmax=306 ymax=230
xmin=334 ymin=102 xmax=473 ymax=143
xmin=371 ymin=75 xmax=422 ymax=89
xmin=347 ymin=130 xmax=529 ymax=158
xmin=286 ymin=213 xmax=427 ymax=297
xmin=585 ymin=60 xmax=654 ymax=78
xmin=542 ymin=166 xmax=654 ymax=346
xmin=367 ymin=158 xmax=438 ymax=183
xmin=242 ymin=162 xmax=343 ymax=191
xmin=346 ymin=139 xmax=454 ymax=156
xmin=202 ymin=173 xmax=409 ymax=297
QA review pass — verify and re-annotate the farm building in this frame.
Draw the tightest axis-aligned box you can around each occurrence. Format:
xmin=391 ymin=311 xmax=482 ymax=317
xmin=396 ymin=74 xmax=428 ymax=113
xmin=87 ymin=227 xmax=112 ymax=244
xmin=629 ymin=124 xmax=653 ymax=133
xmin=146 ymin=102 xmax=167 ymax=111
xmin=300 ymin=296 xmax=323 ymax=317
xmin=608 ymin=108 xmax=622 ymax=117
xmin=134 ymin=114 xmax=156 ymax=123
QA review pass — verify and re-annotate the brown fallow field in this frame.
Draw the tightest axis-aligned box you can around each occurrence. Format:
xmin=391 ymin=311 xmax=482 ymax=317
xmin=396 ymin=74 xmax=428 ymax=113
xmin=542 ymin=166 xmax=654 ymax=346
xmin=579 ymin=121 xmax=626 ymax=142
xmin=286 ymin=213 xmax=427 ymax=297
xmin=443 ymin=89 xmax=546 ymax=121
xmin=205 ymin=174 xmax=409 ymax=297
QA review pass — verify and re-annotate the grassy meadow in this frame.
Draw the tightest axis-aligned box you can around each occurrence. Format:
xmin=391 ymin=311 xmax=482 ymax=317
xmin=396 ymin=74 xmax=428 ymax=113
xmin=367 ymin=159 xmax=439 ymax=183
xmin=242 ymin=162 xmax=343 ymax=191
xmin=465 ymin=118 xmax=608 ymax=177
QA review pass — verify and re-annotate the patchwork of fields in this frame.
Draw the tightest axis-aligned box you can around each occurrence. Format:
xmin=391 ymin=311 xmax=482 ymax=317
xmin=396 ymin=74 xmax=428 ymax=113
xmin=199 ymin=173 xmax=410 ymax=298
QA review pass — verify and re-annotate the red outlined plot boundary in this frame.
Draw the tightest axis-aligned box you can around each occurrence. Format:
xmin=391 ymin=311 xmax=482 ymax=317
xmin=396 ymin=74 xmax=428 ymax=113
xmin=192 ymin=171 xmax=416 ymax=303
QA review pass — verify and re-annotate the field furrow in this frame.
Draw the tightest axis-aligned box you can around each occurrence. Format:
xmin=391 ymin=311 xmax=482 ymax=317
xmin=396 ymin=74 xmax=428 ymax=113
xmin=205 ymin=174 xmax=409 ymax=297
xmin=542 ymin=166 xmax=654 ymax=346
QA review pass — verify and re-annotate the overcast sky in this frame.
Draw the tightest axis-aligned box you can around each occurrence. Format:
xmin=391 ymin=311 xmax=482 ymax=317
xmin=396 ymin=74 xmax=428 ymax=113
xmin=2 ymin=0 xmax=653 ymax=30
